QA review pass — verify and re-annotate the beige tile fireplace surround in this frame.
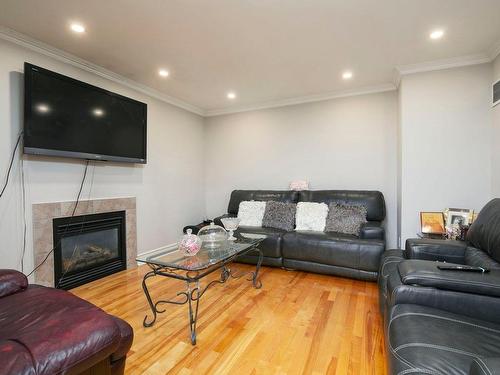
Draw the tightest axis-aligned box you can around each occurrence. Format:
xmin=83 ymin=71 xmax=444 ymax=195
xmin=32 ymin=197 xmax=137 ymax=287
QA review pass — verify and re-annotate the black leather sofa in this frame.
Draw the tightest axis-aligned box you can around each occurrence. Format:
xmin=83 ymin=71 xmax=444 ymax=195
xmin=378 ymin=198 xmax=500 ymax=375
xmin=212 ymin=189 xmax=386 ymax=281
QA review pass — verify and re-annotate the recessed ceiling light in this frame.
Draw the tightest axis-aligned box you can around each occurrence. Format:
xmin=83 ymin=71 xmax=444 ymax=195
xmin=92 ymin=108 xmax=104 ymax=117
xmin=227 ymin=92 xmax=236 ymax=99
xmin=342 ymin=71 xmax=353 ymax=80
xmin=70 ymin=23 xmax=85 ymax=33
xmin=35 ymin=103 xmax=50 ymax=113
xmin=430 ymin=29 xmax=444 ymax=40
xmin=158 ymin=69 xmax=169 ymax=77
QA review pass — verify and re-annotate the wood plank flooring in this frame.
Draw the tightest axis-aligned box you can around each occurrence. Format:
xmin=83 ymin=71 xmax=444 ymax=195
xmin=71 ymin=264 xmax=387 ymax=374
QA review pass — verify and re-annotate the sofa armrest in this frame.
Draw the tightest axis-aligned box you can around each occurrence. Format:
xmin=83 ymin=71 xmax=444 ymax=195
xmin=0 ymin=340 xmax=35 ymax=375
xmin=360 ymin=221 xmax=385 ymax=240
xmin=405 ymin=238 xmax=467 ymax=263
xmin=0 ymin=269 xmax=28 ymax=298
xmin=470 ymin=358 xmax=500 ymax=375
xmin=398 ymin=260 xmax=500 ymax=298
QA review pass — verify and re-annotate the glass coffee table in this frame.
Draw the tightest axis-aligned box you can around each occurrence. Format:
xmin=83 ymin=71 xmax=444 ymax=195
xmin=136 ymin=233 xmax=266 ymax=345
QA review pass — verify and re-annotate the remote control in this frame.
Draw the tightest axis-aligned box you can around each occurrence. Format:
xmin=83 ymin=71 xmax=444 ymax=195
xmin=437 ymin=265 xmax=490 ymax=273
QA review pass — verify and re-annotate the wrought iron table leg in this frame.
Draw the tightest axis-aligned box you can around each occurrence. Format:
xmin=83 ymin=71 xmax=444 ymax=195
xmin=252 ymin=248 xmax=263 ymax=289
xmin=187 ymin=280 xmax=200 ymax=345
xmin=142 ymin=270 xmax=158 ymax=327
xmin=221 ymin=265 xmax=230 ymax=282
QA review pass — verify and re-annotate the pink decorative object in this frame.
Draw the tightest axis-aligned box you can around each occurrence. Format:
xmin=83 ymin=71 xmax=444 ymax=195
xmin=179 ymin=229 xmax=202 ymax=256
xmin=290 ymin=180 xmax=309 ymax=191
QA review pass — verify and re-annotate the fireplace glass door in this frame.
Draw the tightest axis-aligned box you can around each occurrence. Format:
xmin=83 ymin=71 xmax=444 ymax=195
xmin=53 ymin=210 xmax=126 ymax=289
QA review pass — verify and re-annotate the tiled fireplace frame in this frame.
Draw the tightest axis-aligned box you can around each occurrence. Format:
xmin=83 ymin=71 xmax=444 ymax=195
xmin=32 ymin=197 xmax=137 ymax=287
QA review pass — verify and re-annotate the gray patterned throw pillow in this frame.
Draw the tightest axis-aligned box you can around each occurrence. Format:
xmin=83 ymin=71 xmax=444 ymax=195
xmin=325 ymin=203 xmax=367 ymax=236
xmin=262 ymin=201 xmax=296 ymax=231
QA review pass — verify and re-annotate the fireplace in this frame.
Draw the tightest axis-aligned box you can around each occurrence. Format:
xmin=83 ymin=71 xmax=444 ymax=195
xmin=53 ymin=210 xmax=127 ymax=290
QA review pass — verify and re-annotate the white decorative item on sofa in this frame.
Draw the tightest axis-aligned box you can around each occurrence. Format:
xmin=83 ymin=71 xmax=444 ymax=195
xmin=295 ymin=202 xmax=329 ymax=231
xmin=289 ymin=180 xmax=309 ymax=191
xmin=237 ymin=201 xmax=266 ymax=226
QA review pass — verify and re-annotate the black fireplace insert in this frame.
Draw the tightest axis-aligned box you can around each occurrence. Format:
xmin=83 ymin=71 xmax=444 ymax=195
xmin=53 ymin=210 xmax=127 ymax=290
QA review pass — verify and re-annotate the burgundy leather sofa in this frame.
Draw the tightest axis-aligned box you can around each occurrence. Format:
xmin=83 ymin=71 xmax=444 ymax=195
xmin=0 ymin=269 xmax=133 ymax=375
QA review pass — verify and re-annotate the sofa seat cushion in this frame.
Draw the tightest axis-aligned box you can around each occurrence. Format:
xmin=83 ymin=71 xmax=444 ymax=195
xmin=282 ymin=231 xmax=384 ymax=272
xmin=0 ymin=285 xmax=129 ymax=375
xmin=236 ymin=226 xmax=286 ymax=258
xmin=388 ymin=304 xmax=500 ymax=375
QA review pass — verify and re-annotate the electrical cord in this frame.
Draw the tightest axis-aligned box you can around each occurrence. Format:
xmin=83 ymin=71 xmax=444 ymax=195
xmin=26 ymin=160 xmax=90 ymax=278
xmin=55 ymin=161 xmax=95 ymax=289
xmin=0 ymin=132 xmax=23 ymax=199
xmin=20 ymin=155 xmax=27 ymax=273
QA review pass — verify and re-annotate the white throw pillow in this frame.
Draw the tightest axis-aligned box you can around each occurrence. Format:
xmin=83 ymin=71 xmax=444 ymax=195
xmin=237 ymin=201 xmax=266 ymax=227
xmin=295 ymin=202 xmax=329 ymax=231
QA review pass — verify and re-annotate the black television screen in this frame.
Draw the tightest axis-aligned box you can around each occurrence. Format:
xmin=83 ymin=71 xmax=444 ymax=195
xmin=24 ymin=63 xmax=147 ymax=163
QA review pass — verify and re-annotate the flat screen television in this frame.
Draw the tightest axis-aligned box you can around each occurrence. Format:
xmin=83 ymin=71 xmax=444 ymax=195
xmin=24 ymin=62 xmax=147 ymax=163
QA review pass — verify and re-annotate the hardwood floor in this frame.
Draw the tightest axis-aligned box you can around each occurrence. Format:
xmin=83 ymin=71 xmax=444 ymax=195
xmin=71 ymin=264 xmax=387 ymax=374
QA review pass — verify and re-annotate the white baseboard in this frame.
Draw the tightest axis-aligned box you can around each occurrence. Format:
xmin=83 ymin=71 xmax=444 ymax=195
xmin=136 ymin=243 xmax=177 ymax=265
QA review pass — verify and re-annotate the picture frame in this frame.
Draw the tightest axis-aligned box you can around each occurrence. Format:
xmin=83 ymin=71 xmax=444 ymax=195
xmin=420 ymin=212 xmax=446 ymax=234
xmin=445 ymin=208 xmax=474 ymax=228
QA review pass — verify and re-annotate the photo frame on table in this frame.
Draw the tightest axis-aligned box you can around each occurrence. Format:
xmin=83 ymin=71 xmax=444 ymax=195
xmin=445 ymin=208 xmax=474 ymax=228
xmin=420 ymin=212 xmax=446 ymax=234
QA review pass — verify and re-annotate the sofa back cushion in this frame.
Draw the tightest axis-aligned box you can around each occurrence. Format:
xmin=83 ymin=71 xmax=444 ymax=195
xmin=298 ymin=190 xmax=385 ymax=222
xmin=228 ymin=190 xmax=299 ymax=215
xmin=467 ymin=199 xmax=500 ymax=262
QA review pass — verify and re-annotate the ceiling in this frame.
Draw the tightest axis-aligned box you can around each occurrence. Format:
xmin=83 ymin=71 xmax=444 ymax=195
xmin=0 ymin=0 xmax=499 ymax=115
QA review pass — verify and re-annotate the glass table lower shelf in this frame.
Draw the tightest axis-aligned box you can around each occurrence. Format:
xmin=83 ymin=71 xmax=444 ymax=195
xmin=136 ymin=234 xmax=266 ymax=345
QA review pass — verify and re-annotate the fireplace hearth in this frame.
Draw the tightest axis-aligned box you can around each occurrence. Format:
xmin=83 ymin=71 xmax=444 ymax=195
xmin=53 ymin=210 xmax=127 ymax=290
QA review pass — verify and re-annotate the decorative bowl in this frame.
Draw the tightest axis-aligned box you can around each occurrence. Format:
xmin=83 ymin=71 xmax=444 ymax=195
xmin=178 ymin=229 xmax=202 ymax=256
xmin=220 ymin=217 xmax=240 ymax=241
xmin=198 ymin=222 xmax=228 ymax=248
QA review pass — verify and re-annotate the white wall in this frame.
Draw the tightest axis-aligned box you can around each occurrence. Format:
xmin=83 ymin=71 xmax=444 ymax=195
xmin=493 ymin=55 xmax=500 ymax=197
xmin=399 ymin=64 xmax=493 ymax=243
xmin=0 ymin=39 xmax=206 ymax=272
xmin=204 ymin=92 xmax=399 ymax=247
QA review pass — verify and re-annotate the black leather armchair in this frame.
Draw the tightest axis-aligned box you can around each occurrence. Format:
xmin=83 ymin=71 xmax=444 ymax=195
xmin=379 ymin=198 xmax=500 ymax=375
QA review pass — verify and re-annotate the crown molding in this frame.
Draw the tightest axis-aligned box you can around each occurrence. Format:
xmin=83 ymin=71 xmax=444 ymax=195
xmin=490 ymin=40 xmax=500 ymax=61
xmin=2 ymin=26 xmax=498 ymax=118
xmin=0 ymin=26 xmax=205 ymax=116
xmin=392 ymin=68 xmax=402 ymax=88
xmin=396 ymin=53 xmax=491 ymax=77
xmin=204 ymin=83 xmax=397 ymax=117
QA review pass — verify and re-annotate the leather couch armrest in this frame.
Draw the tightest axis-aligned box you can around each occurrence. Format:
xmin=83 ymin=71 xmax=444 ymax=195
xmin=0 ymin=340 xmax=35 ymax=375
xmin=360 ymin=221 xmax=384 ymax=240
xmin=470 ymin=358 xmax=500 ymax=375
xmin=109 ymin=316 xmax=134 ymax=363
xmin=405 ymin=238 xmax=467 ymax=263
xmin=0 ymin=269 xmax=28 ymax=298
xmin=398 ymin=260 xmax=500 ymax=297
